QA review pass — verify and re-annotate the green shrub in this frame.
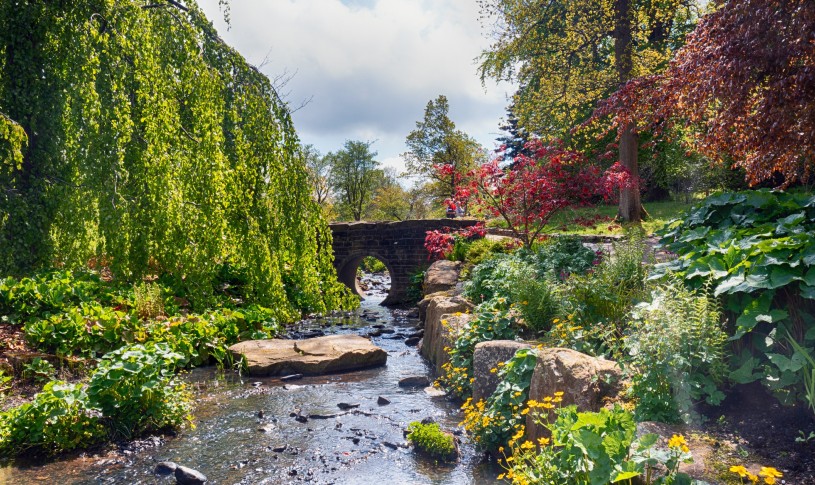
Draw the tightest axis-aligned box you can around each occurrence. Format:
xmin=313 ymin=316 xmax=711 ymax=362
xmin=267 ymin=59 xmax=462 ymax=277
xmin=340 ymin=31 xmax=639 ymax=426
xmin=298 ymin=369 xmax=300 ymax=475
xmin=406 ymin=269 xmax=425 ymax=303
xmin=511 ymin=276 xmax=562 ymax=334
xmin=359 ymin=256 xmax=387 ymax=273
xmin=464 ymin=237 xmax=514 ymax=266
xmin=652 ymin=189 xmax=815 ymax=404
xmin=133 ymin=281 xmax=165 ymax=320
xmin=406 ymin=421 xmax=456 ymax=461
xmin=87 ymin=343 xmax=192 ymax=438
xmin=626 ymin=282 xmax=728 ymax=424
xmin=21 ymin=357 xmax=56 ymax=384
xmin=560 ymin=236 xmax=650 ymax=357
xmin=530 ymin=236 xmax=598 ymax=279
xmin=464 ymin=254 xmax=527 ymax=304
xmin=0 ymin=381 xmax=106 ymax=456
xmin=23 ymin=302 xmax=135 ymax=358
xmin=507 ymin=403 xmax=694 ymax=485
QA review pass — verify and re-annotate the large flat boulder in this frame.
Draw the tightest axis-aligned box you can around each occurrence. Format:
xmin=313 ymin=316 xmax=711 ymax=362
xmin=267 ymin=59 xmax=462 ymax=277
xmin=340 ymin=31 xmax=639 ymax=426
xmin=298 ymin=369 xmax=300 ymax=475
xmin=229 ymin=335 xmax=387 ymax=376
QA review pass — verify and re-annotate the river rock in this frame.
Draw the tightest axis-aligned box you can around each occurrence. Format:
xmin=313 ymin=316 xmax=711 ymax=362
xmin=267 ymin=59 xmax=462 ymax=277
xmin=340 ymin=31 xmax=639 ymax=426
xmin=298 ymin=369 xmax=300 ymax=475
xmin=337 ymin=402 xmax=359 ymax=410
xmin=420 ymin=302 xmax=473 ymax=375
xmin=154 ymin=461 xmax=177 ymax=475
xmin=472 ymin=340 xmax=532 ymax=403
xmin=174 ymin=465 xmax=208 ymax=484
xmin=423 ymin=260 xmax=462 ymax=294
xmin=525 ymin=348 xmax=624 ymax=443
xmin=404 ymin=336 xmax=421 ymax=346
xmin=399 ymin=376 xmax=431 ymax=388
xmin=228 ymin=335 xmax=387 ymax=376
xmin=377 ymin=396 xmax=391 ymax=405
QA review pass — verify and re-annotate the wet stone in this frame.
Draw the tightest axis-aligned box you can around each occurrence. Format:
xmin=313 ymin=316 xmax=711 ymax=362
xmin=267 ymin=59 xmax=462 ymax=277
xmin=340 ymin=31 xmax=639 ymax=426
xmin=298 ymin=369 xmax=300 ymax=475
xmin=337 ymin=402 xmax=359 ymax=410
xmin=154 ymin=461 xmax=177 ymax=475
xmin=377 ymin=396 xmax=391 ymax=405
xmin=399 ymin=376 xmax=430 ymax=388
xmin=174 ymin=465 xmax=208 ymax=484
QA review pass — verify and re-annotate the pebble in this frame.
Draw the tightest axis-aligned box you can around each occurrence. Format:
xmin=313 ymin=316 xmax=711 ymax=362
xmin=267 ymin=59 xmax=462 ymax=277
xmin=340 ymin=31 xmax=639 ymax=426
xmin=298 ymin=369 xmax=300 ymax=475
xmin=377 ymin=396 xmax=391 ymax=405
xmin=337 ymin=402 xmax=360 ymax=410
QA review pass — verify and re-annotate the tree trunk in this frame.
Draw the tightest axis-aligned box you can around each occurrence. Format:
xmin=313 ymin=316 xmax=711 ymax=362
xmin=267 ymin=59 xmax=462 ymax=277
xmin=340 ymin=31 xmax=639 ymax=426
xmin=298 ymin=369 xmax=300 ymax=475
xmin=617 ymin=122 xmax=642 ymax=222
xmin=614 ymin=0 xmax=643 ymax=222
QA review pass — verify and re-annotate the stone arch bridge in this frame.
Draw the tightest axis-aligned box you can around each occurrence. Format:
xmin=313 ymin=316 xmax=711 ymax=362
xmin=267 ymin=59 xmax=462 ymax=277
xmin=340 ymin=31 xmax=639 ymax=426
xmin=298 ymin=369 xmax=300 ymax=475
xmin=329 ymin=219 xmax=481 ymax=305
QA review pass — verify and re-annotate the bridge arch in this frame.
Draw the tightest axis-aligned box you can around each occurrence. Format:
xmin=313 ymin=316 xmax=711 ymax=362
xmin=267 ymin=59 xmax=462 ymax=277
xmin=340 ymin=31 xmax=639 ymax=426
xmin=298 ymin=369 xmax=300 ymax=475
xmin=329 ymin=219 xmax=481 ymax=305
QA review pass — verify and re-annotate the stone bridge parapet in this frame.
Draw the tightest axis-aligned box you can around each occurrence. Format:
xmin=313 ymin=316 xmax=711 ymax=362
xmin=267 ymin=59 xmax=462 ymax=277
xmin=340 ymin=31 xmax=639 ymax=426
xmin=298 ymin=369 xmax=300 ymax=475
xmin=329 ymin=219 xmax=481 ymax=305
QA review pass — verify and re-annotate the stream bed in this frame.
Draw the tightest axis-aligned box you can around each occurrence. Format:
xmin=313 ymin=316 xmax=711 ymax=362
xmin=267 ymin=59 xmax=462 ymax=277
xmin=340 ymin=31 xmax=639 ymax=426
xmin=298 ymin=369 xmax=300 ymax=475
xmin=0 ymin=276 xmax=502 ymax=484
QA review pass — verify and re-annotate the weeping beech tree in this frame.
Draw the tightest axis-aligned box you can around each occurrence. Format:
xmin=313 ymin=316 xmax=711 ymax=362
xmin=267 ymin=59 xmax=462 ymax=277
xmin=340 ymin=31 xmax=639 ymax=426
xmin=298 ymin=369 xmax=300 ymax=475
xmin=0 ymin=0 xmax=354 ymax=318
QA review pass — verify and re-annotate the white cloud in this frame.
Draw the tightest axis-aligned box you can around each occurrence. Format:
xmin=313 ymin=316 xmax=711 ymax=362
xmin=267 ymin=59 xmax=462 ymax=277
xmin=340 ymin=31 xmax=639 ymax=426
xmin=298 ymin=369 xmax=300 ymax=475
xmin=197 ymin=0 xmax=513 ymax=175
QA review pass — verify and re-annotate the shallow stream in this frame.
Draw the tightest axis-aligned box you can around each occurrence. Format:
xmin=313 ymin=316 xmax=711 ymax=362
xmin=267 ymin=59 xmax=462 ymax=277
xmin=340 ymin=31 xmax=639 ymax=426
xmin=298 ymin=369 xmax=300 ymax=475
xmin=0 ymin=275 xmax=501 ymax=484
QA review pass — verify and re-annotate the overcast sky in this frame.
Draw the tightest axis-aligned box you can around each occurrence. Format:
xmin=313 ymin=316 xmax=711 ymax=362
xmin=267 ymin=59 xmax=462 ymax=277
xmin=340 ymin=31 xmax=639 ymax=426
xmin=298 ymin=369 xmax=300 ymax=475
xmin=197 ymin=0 xmax=513 ymax=174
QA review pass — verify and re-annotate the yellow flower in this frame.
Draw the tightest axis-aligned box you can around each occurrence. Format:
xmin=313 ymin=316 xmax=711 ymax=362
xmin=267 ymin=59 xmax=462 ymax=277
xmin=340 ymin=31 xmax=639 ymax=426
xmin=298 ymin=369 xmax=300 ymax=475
xmin=490 ymin=368 xmax=497 ymax=374
xmin=668 ymin=434 xmax=687 ymax=449
xmin=759 ymin=467 xmax=782 ymax=484
xmin=537 ymin=437 xmax=550 ymax=446
xmin=553 ymin=391 xmax=564 ymax=397
xmin=521 ymin=408 xmax=529 ymax=415
xmin=520 ymin=440 xmax=534 ymax=450
xmin=497 ymin=474 xmax=505 ymax=480
xmin=514 ymin=391 xmax=522 ymax=398
xmin=527 ymin=399 xmax=538 ymax=407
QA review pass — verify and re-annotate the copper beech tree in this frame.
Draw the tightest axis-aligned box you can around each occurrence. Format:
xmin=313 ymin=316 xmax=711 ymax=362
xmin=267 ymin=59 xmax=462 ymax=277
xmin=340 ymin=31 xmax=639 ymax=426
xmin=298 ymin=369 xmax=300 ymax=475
xmin=595 ymin=0 xmax=815 ymax=186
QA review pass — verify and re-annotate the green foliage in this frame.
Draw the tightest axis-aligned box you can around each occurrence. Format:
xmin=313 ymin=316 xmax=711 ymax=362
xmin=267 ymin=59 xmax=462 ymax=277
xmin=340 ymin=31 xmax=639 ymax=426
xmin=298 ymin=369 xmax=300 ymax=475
xmin=23 ymin=302 xmax=134 ymax=358
xmin=653 ymin=190 xmax=815 ymax=403
xmin=133 ymin=282 xmax=165 ymax=320
xmin=512 ymin=278 xmax=562 ymax=334
xmin=406 ymin=421 xmax=456 ymax=461
xmin=21 ymin=357 xmax=56 ymax=384
xmin=328 ymin=140 xmax=382 ymax=221
xmin=625 ymin=282 xmax=728 ymax=424
xmin=530 ymin=236 xmax=598 ymax=279
xmin=0 ymin=381 xmax=106 ymax=456
xmin=461 ymin=348 xmax=537 ymax=450
xmin=359 ymin=256 xmax=387 ymax=274
xmin=510 ymin=404 xmax=695 ymax=485
xmin=87 ymin=343 xmax=192 ymax=439
xmin=463 ymin=237 xmax=513 ymax=267
xmin=560 ymin=236 xmax=650 ymax=356
xmin=441 ymin=301 xmax=518 ymax=398
xmin=406 ymin=269 xmax=426 ymax=303
xmin=463 ymin=254 xmax=527 ymax=304
xmin=0 ymin=0 xmax=353 ymax=317
xmin=403 ymin=95 xmax=482 ymax=205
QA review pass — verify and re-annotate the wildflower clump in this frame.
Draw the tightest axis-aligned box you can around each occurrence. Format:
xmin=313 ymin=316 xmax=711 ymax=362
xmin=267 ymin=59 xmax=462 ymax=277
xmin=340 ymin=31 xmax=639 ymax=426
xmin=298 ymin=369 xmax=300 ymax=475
xmin=440 ymin=302 xmax=517 ymax=398
xmin=730 ymin=464 xmax=783 ymax=484
xmin=460 ymin=348 xmax=537 ymax=450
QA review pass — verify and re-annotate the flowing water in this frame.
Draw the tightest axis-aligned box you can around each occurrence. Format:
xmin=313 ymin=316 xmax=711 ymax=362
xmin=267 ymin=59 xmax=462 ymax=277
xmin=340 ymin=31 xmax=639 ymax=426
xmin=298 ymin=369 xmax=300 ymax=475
xmin=0 ymin=273 xmax=502 ymax=484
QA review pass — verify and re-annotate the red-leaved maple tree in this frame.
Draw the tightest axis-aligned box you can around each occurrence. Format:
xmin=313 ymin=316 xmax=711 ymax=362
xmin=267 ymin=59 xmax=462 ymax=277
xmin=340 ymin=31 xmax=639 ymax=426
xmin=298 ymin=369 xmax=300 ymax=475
xmin=596 ymin=0 xmax=815 ymax=186
xmin=468 ymin=140 xmax=605 ymax=248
